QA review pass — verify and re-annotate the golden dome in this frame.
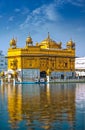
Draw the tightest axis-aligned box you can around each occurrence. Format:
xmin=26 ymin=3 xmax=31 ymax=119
xmin=39 ymin=33 xmax=61 ymax=49
xmin=10 ymin=38 xmax=16 ymax=46
xmin=26 ymin=36 xmax=33 ymax=44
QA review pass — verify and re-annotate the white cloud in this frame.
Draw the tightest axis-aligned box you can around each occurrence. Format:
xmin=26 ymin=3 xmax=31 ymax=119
xmin=54 ymin=0 xmax=85 ymax=7
xmin=6 ymin=26 xmax=9 ymax=30
xmin=8 ymin=16 xmax=14 ymax=22
xmin=77 ymin=26 xmax=85 ymax=32
xmin=21 ymin=7 xmax=29 ymax=15
xmin=54 ymin=0 xmax=66 ymax=5
xmin=14 ymin=8 xmax=21 ymax=12
xmin=19 ymin=3 xmax=61 ymax=30
xmin=14 ymin=7 xmax=29 ymax=15
xmin=0 ymin=15 xmax=2 ymax=18
xmin=44 ymin=4 xmax=59 ymax=21
xmin=68 ymin=0 xmax=85 ymax=6
xmin=33 ymin=4 xmax=60 ymax=21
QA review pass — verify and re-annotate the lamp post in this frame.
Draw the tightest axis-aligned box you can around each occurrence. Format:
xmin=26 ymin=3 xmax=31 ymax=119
xmin=21 ymin=56 xmax=23 ymax=82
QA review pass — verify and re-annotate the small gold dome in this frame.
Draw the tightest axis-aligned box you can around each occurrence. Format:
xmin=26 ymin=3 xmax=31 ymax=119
xmin=67 ymin=39 xmax=73 ymax=46
xmin=10 ymin=38 xmax=16 ymax=46
xmin=26 ymin=36 xmax=33 ymax=44
xmin=66 ymin=40 xmax=75 ymax=46
xmin=66 ymin=39 xmax=75 ymax=49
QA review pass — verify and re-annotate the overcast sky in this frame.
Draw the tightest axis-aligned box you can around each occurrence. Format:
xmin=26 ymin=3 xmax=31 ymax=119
xmin=0 ymin=0 xmax=85 ymax=57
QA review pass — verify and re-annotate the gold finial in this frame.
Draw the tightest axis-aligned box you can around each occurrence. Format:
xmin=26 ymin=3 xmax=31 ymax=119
xmin=70 ymin=38 xmax=72 ymax=42
xmin=26 ymin=32 xmax=31 ymax=38
xmin=48 ymin=32 xmax=50 ymax=39
xmin=15 ymin=37 xmax=17 ymax=43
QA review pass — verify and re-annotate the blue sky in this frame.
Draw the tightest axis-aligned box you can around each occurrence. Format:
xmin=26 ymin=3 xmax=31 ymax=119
xmin=0 ymin=0 xmax=85 ymax=57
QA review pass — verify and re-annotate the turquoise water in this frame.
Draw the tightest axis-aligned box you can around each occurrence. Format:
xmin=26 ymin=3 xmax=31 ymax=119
xmin=0 ymin=83 xmax=85 ymax=130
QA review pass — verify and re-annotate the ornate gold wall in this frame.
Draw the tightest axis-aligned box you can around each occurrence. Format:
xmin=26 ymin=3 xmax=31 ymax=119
xmin=7 ymin=34 xmax=75 ymax=76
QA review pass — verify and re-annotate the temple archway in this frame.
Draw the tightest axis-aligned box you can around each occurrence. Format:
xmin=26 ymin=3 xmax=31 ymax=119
xmin=40 ymin=71 xmax=46 ymax=78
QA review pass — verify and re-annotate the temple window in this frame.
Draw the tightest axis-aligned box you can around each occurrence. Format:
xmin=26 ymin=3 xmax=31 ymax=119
xmin=65 ymin=63 xmax=67 ymax=67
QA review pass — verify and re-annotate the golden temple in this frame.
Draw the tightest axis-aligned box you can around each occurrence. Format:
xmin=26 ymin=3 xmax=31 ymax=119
xmin=7 ymin=33 xmax=75 ymax=81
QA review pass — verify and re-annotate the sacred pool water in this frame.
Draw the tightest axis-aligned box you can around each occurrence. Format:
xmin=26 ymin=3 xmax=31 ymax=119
xmin=0 ymin=83 xmax=85 ymax=130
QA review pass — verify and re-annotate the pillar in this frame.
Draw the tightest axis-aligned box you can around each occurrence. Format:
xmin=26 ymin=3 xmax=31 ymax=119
xmin=46 ymin=69 xmax=51 ymax=83
xmin=13 ymin=78 xmax=16 ymax=86
xmin=47 ymin=75 xmax=50 ymax=82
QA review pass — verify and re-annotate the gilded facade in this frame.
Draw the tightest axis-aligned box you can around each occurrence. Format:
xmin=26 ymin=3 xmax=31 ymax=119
xmin=7 ymin=33 xmax=75 ymax=80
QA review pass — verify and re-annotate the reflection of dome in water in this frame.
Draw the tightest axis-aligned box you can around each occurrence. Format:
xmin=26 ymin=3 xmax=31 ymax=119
xmin=10 ymin=38 xmax=16 ymax=46
xmin=0 ymin=71 xmax=4 ymax=76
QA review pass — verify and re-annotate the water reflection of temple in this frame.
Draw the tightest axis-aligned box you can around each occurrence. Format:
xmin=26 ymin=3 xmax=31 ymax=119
xmin=0 ymin=83 xmax=76 ymax=129
xmin=7 ymin=84 xmax=40 ymax=129
xmin=39 ymin=83 xmax=76 ymax=129
xmin=7 ymin=84 xmax=22 ymax=129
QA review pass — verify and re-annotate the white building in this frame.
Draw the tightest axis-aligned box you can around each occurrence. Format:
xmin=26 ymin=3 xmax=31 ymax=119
xmin=0 ymin=50 xmax=7 ymax=72
xmin=75 ymin=57 xmax=85 ymax=77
